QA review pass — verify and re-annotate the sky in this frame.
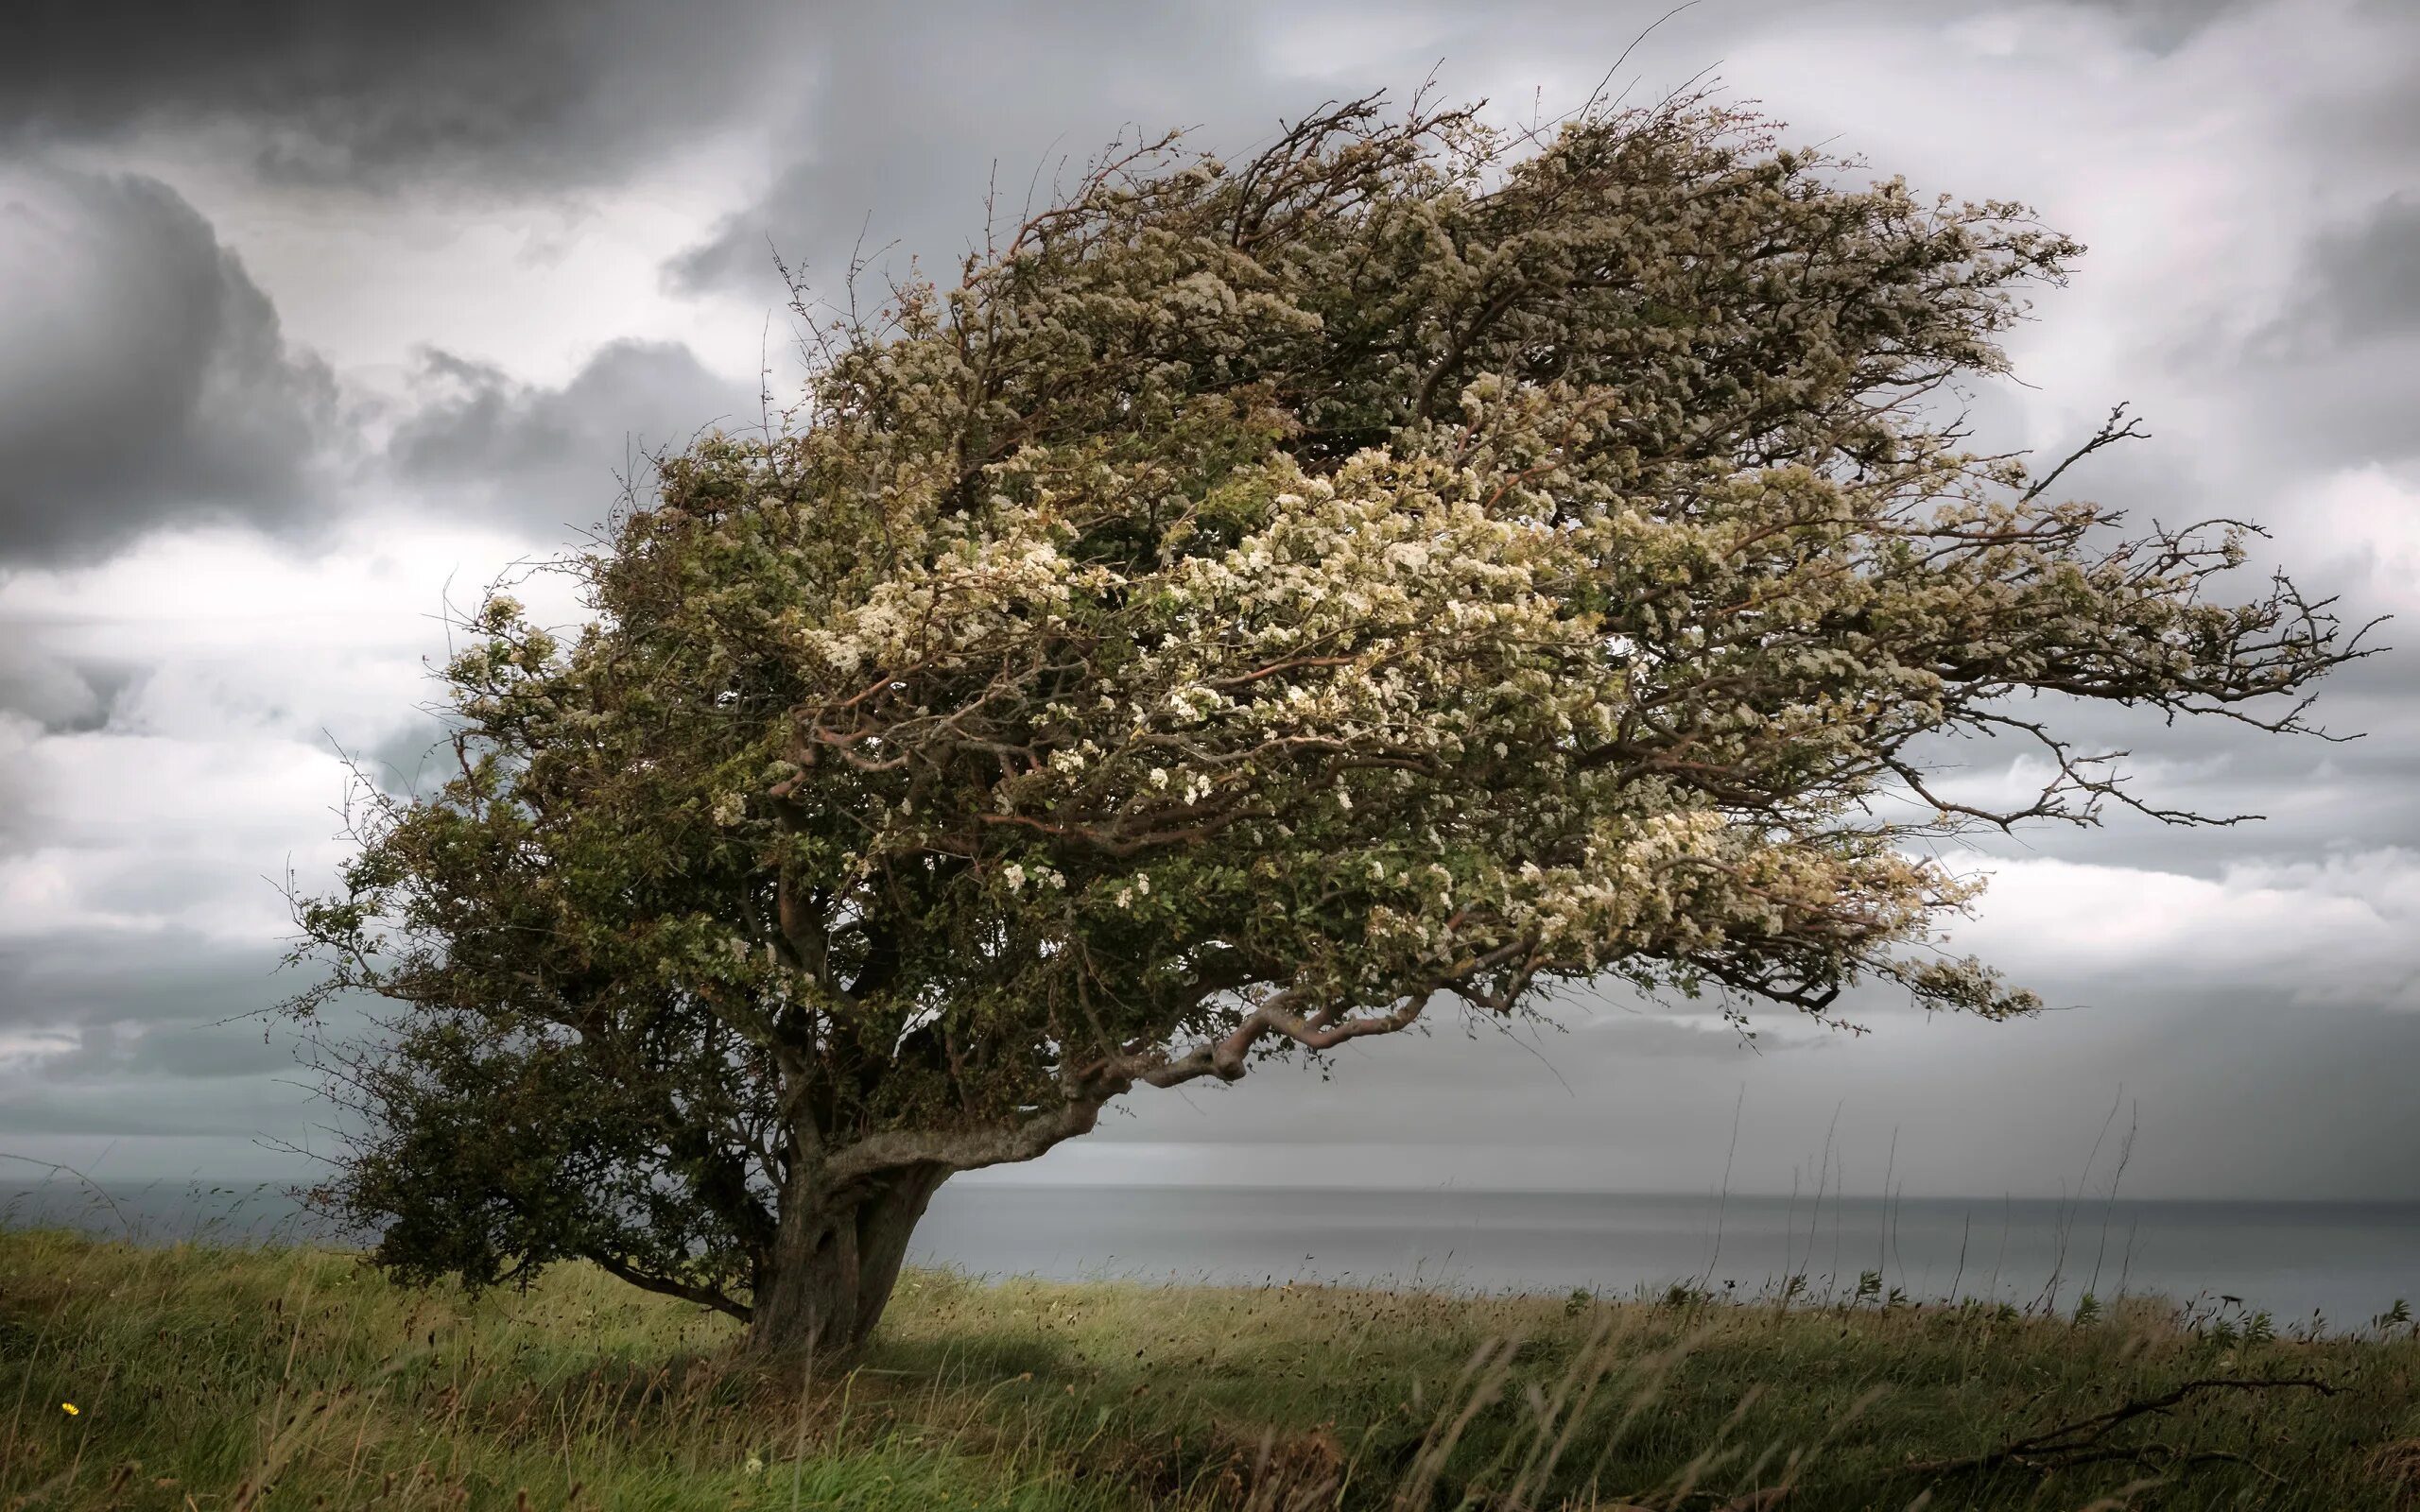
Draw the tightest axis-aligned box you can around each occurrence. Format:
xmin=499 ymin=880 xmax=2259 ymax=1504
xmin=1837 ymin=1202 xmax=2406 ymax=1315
xmin=1 ymin=0 xmax=2415 ymax=1203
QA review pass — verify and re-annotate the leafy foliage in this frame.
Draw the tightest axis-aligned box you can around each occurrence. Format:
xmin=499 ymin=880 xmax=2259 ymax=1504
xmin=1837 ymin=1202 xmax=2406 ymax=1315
xmin=286 ymin=90 xmax=2360 ymax=1339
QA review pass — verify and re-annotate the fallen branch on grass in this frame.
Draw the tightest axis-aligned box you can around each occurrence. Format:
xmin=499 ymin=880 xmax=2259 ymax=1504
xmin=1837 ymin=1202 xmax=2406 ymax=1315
xmin=1901 ymin=1376 xmax=2337 ymax=1482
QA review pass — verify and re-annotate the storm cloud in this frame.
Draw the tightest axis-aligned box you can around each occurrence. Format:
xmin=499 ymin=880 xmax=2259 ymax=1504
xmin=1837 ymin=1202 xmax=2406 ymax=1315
xmin=386 ymin=338 xmax=762 ymax=537
xmin=0 ymin=0 xmax=776 ymax=188
xmin=2297 ymin=197 xmax=2420 ymax=347
xmin=0 ymin=166 xmax=339 ymax=563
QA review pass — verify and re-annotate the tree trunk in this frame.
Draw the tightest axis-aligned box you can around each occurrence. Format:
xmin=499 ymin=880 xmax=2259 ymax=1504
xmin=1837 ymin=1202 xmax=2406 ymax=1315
xmin=745 ymin=1163 xmax=948 ymax=1360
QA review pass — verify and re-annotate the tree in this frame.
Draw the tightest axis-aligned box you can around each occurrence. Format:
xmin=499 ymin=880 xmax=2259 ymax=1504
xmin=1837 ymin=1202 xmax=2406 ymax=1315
xmin=285 ymin=91 xmax=2363 ymax=1357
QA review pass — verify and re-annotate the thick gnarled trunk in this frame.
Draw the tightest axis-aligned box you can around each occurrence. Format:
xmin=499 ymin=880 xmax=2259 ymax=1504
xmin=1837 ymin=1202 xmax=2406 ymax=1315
xmin=746 ymin=1164 xmax=948 ymax=1359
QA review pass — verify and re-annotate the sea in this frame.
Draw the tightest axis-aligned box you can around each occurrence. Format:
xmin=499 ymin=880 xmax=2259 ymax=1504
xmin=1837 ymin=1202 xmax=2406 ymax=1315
xmin=7 ymin=1179 xmax=2415 ymax=1334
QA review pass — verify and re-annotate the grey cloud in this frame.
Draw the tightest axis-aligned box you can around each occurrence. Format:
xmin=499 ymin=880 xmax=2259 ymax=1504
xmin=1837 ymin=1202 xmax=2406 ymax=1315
xmin=2223 ymin=197 xmax=2420 ymax=472
xmin=0 ymin=0 xmax=776 ymax=189
xmin=0 ymin=934 xmax=323 ymax=1159
xmin=1898 ymin=696 xmax=2420 ymax=881
xmin=386 ymin=339 xmax=760 ymax=539
xmin=0 ymin=165 xmax=339 ymax=564
xmin=0 ymin=1075 xmax=306 ymax=1137
xmin=1568 ymin=1015 xmax=1775 ymax=1060
xmin=660 ymin=0 xmax=1824 ymax=301
xmin=2229 ymin=26 xmax=2420 ymax=462
xmin=2288 ymin=6 xmax=2420 ymax=176
xmin=666 ymin=2 xmax=1312 ymax=300
xmin=1097 ymin=978 xmax=2420 ymax=1199
xmin=2302 ymin=197 xmax=2420 ymax=344
xmin=2221 ymin=342 xmax=2420 ymax=471
xmin=0 ymin=933 xmax=292 ymax=1040
xmin=37 ymin=1021 xmax=294 ymax=1083
xmin=2066 ymin=0 xmax=2270 ymax=51
xmin=4 ymin=0 xmax=2264 ymax=210
xmin=0 ymin=645 xmax=103 ymax=730
xmin=2251 ymin=196 xmax=2420 ymax=366
xmin=357 ymin=713 xmax=456 ymax=798
xmin=0 ymin=930 xmax=328 ymax=1158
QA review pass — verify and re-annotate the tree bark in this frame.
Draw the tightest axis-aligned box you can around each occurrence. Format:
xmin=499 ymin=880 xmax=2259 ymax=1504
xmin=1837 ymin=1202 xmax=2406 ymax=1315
xmin=744 ymin=1162 xmax=949 ymax=1359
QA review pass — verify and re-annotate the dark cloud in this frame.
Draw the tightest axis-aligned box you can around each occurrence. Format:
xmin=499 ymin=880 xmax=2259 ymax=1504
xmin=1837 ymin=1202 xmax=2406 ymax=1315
xmin=2270 ymin=196 xmax=2420 ymax=354
xmin=0 ymin=931 xmax=329 ymax=1153
xmin=0 ymin=932 xmax=291 ymax=1040
xmin=2313 ymin=197 xmax=2420 ymax=336
xmin=385 ymin=339 xmax=760 ymax=539
xmin=0 ymin=0 xmax=773 ymax=188
xmin=2216 ymin=343 xmax=2420 ymax=472
xmin=0 ymin=166 xmax=339 ymax=564
xmin=2233 ymin=14 xmax=2420 ymax=466
xmin=10 ymin=0 xmax=2261 ymax=212
xmin=27 ymin=1021 xmax=289 ymax=1084
xmin=0 ymin=1076 xmax=306 ymax=1137
xmin=2290 ymin=5 xmax=2420 ymax=175
xmin=0 ymin=645 xmax=103 ymax=731
xmin=356 ymin=713 xmax=456 ymax=798
xmin=2066 ymin=0 xmax=2270 ymax=51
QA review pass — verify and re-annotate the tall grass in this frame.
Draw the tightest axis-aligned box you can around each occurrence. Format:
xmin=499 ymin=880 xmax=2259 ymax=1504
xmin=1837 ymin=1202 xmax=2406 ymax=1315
xmin=5 ymin=1228 xmax=2417 ymax=1510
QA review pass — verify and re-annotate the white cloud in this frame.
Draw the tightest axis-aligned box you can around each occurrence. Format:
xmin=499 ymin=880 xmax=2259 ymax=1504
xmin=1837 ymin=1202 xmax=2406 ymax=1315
xmin=0 ymin=520 xmax=592 ymax=950
xmin=86 ymin=102 xmax=779 ymax=391
xmin=0 ymin=520 xmax=574 ymax=653
xmin=2286 ymin=464 xmax=2420 ymax=616
xmin=0 ymin=740 xmax=352 ymax=943
xmin=0 ymin=1028 xmax=78 ymax=1069
xmin=1717 ymin=0 xmax=2405 ymax=458
xmin=1946 ymin=850 xmax=2420 ymax=1008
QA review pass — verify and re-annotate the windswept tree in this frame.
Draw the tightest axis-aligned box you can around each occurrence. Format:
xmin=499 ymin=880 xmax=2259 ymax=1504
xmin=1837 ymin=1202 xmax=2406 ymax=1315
xmin=287 ymin=91 xmax=2362 ymax=1355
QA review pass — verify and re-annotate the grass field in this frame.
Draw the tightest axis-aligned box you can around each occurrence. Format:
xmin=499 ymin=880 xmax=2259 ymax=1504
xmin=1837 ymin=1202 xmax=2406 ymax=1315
xmin=6 ymin=1228 xmax=2419 ymax=1510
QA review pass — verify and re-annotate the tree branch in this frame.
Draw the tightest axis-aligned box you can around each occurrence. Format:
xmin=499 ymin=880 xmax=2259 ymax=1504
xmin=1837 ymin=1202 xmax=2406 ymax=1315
xmin=579 ymin=1250 xmax=752 ymax=1323
xmin=1900 ymin=1375 xmax=2334 ymax=1481
xmin=821 ymin=1091 xmax=1114 ymax=1187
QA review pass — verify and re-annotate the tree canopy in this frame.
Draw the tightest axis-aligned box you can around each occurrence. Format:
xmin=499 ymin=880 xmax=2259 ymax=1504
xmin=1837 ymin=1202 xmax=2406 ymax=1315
xmin=287 ymin=91 xmax=2361 ymax=1354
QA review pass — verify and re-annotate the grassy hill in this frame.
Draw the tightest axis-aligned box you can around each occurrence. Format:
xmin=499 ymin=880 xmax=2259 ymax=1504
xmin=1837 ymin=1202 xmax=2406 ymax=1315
xmin=4 ymin=1228 xmax=2416 ymax=1510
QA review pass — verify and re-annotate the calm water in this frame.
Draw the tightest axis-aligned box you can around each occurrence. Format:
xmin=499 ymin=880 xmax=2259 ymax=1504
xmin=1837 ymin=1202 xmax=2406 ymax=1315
xmin=9 ymin=1179 xmax=2415 ymax=1332
xmin=908 ymin=1186 xmax=2420 ymax=1330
